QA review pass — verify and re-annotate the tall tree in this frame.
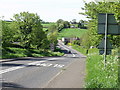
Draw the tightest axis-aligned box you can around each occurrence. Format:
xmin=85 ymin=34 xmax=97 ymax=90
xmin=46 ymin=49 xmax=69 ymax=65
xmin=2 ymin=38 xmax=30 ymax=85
xmin=2 ymin=21 xmax=16 ymax=47
xmin=11 ymin=12 xmax=45 ymax=48
xmin=80 ymin=1 xmax=120 ymax=48
xmin=63 ymin=21 xmax=70 ymax=28
xmin=56 ymin=19 xmax=70 ymax=31
xmin=47 ymin=25 xmax=58 ymax=46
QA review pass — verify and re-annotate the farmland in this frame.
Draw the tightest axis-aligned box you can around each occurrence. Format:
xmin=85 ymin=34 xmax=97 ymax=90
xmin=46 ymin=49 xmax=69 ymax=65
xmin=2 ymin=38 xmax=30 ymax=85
xmin=58 ymin=28 xmax=87 ymax=39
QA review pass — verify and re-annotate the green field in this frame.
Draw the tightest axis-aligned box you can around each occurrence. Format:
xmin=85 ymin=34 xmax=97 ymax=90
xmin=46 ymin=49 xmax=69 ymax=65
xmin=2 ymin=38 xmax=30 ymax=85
xmin=58 ymin=28 xmax=87 ymax=39
xmin=42 ymin=23 xmax=56 ymax=31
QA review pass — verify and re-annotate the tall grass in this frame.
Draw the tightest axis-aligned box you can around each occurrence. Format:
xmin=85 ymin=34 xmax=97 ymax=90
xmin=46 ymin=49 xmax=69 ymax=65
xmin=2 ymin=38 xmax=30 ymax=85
xmin=72 ymin=45 xmax=119 ymax=88
xmin=86 ymin=54 xmax=118 ymax=88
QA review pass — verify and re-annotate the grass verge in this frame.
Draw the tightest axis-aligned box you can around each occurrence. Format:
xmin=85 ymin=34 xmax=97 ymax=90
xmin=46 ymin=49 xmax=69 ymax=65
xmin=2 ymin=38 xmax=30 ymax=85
xmin=72 ymin=45 xmax=119 ymax=88
xmin=2 ymin=46 xmax=64 ymax=59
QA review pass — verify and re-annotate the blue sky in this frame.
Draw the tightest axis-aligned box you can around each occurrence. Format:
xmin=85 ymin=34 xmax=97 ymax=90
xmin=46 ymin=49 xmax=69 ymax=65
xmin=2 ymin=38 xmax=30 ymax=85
xmin=0 ymin=0 xmax=94 ymax=22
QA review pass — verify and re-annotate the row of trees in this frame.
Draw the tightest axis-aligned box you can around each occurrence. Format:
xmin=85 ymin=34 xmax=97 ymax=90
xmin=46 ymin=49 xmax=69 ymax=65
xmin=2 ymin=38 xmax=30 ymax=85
xmin=2 ymin=12 xmax=58 ymax=50
xmin=80 ymin=1 xmax=120 ymax=50
xmin=56 ymin=19 xmax=87 ymax=31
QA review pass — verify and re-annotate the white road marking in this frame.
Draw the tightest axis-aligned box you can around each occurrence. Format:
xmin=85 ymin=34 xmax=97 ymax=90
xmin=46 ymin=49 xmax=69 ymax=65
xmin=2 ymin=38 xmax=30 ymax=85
xmin=53 ymin=64 xmax=65 ymax=68
xmin=0 ymin=61 xmax=46 ymax=75
xmin=58 ymin=44 xmax=69 ymax=51
xmin=72 ymin=54 xmax=76 ymax=57
xmin=0 ymin=58 xmax=65 ymax=74
xmin=59 ymin=43 xmax=76 ymax=57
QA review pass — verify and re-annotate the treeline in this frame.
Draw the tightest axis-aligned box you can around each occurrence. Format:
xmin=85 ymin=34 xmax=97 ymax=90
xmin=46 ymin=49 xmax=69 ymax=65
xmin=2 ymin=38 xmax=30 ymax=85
xmin=2 ymin=12 xmax=58 ymax=50
xmin=56 ymin=19 xmax=87 ymax=32
xmin=80 ymin=1 xmax=120 ymax=50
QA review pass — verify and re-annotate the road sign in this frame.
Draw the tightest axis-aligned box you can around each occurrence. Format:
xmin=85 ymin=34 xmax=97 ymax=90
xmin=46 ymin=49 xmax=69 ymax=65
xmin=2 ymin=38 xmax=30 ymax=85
xmin=98 ymin=37 xmax=112 ymax=55
xmin=98 ymin=37 xmax=113 ymax=49
xmin=98 ymin=13 xmax=120 ymax=35
xmin=99 ymin=49 xmax=111 ymax=55
xmin=98 ymin=25 xmax=120 ymax=34
xmin=97 ymin=13 xmax=120 ymax=67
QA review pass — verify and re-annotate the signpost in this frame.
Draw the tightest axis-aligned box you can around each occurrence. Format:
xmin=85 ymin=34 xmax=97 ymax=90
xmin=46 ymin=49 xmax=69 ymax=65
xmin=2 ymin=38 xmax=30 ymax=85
xmin=98 ymin=13 xmax=120 ymax=67
xmin=98 ymin=37 xmax=113 ymax=55
xmin=98 ymin=13 xmax=120 ymax=35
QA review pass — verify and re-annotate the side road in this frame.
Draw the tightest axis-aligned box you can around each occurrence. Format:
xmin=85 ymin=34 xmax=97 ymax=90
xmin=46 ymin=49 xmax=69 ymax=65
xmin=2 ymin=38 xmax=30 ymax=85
xmin=44 ymin=57 xmax=86 ymax=88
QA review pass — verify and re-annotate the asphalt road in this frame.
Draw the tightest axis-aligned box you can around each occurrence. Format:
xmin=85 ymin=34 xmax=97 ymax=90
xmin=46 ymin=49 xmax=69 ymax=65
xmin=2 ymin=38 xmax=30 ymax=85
xmin=0 ymin=41 xmax=84 ymax=89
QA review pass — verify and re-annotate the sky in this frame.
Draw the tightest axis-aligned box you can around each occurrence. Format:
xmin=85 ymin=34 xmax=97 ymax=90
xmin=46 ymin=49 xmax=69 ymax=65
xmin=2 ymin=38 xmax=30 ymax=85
xmin=0 ymin=0 xmax=94 ymax=22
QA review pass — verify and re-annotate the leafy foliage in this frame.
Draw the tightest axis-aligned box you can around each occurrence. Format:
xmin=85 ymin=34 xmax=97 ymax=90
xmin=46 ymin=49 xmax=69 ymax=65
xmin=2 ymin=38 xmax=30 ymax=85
xmin=80 ymin=1 xmax=120 ymax=48
xmin=2 ymin=21 xmax=17 ymax=47
xmin=47 ymin=24 xmax=58 ymax=45
xmin=56 ymin=19 xmax=70 ymax=31
xmin=79 ymin=1 xmax=120 ymax=88
xmin=10 ymin=12 xmax=48 ymax=49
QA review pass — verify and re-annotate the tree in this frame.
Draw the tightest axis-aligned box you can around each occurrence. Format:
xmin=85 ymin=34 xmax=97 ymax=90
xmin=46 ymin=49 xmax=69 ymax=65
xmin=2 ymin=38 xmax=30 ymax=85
xmin=56 ymin=19 xmax=64 ymax=31
xmin=72 ymin=19 xmax=77 ymax=24
xmin=47 ymin=25 xmax=58 ymax=48
xmin=2 ymin=21 xmax=17 ymax=47
xmin=63 ymin=21 xmax=70 ymax=28
xmin=80 ymin=1 xmax=120 ymax=48
xmin=78 ymin=22 xmax=82 ymax=28
xmin=11 ymin=12 xmax=45 ymax=49
xmin=56 ymin=19 xmax=64 ymax=26
xmin=56 ymin=19 xmax=70 ymax=31
xmin=30 ymin=27 xmax=48 ymax=49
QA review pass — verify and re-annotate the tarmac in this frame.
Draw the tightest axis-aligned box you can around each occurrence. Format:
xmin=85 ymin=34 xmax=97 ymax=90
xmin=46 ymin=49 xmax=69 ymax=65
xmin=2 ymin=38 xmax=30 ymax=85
xmin=1 ymin=44 xmax=86 ymax=88
xmin=44 ymin=57 xmax=86 ymax=88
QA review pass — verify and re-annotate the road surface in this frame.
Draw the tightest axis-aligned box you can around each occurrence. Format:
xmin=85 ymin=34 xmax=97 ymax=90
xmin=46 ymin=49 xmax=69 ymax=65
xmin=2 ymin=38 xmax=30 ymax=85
xmin=0 ymin=41 xmax=86 ymax=89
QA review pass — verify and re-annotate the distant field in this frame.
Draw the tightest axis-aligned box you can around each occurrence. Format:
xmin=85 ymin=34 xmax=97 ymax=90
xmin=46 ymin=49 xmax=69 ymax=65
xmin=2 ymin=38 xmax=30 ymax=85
xmin=58 ymin=28 xmax=87 ymax=39
xmin=42 ymin=23 xmax=56 ymax=31
xmin=42 ymin=23 xmax=56 ymax=28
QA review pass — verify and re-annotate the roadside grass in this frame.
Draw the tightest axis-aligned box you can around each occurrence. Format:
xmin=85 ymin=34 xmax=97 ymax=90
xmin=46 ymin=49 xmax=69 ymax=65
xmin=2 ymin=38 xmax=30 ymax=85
xmin=72 ymin=45 xmax=119 ymax=88
xmin=86 ymin=54 xmax=118 ymax=88
xmin=2 ymin=46 xmax=64 ymax=59
xmin=58 ymin=28 xmax=87 ymax=39
xmin=72 ymin=45 xmax=87 ymax=55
